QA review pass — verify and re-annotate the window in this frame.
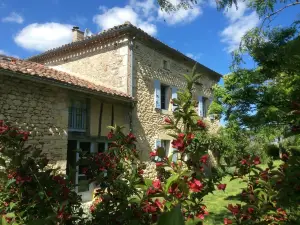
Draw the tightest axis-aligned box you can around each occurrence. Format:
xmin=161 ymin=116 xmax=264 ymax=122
xmin=203 ymin=97 xmax=209 ymax=117
xmin=68 ymin=99 xmax=87 ymax=131
xmin=78 ymin=142 xmax=91 ymax=192
xmin=161 ymin=84 xmax=169 ymax=110
xmin=163 ymin=60 xmax=169 ymax=70
xmin=70 ymin=139 xmax=112 ymax=194
xmin=161 ymin=140 xmax=170 ymax=156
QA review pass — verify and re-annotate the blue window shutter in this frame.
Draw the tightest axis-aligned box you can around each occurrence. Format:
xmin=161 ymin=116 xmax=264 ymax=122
xmin=172 ymin=87 xmax=178 ymax=111
xmin=154 ymin=80 xmax=161 ymax=109
xmin=155 ymin=139 xmax=162 ymax=149
xmin=198 ymin=96 xmax=204 ymax=117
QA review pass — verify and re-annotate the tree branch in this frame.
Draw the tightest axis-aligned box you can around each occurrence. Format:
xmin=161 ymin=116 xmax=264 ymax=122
xmin=260 ymin=1 xmax=300 ymax=30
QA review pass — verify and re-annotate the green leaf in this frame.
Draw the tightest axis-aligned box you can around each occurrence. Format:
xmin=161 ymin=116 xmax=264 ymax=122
xmin=6 ymin=179 xmax=15 ymax=189
xmin=164 ymin=173 xmax=179 ymax=194
xmin=9 ymin=202 xmax=16 ymax=210
xmin=144 ymin=179 xmax=153 ymax=187
xmin=5 ymin=213 xmax=15 ymax=218
xmin=157 ymin=205 xmax=184 ymax=225
xmin=2 ymin=216 xmax=8 ymax=225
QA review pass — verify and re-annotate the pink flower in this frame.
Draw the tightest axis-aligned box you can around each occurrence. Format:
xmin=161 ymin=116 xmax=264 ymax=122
xmin=217 ymin=183 xmax=227 ymax=191
xmin=156 ymin=162 xmax=164 ymax=167
xmin=200 ymin=154 xmax=209 ymax=164
xmin=240 ymin=159 xmax=248 ymax=165
xmin=152 ymin=179 xmax=162 ymax=189
xmin=247 ymin=207 xmax=254 ymax=214
xmin=149 ymin=151 xmax=157 ymax=157
xmin=253 ymin=156 xmax=261 ymax=165
xmin=188 ymin=179 xmax=203 ymax=193
xmin=107 ymin=131 xmax=114 ymax=139
xmin=164 ymin=117 xmax=172 ymax=124
xmin=197 ymin=120 xmax=206 ymax=128
xmin=224 ymin=218 xmax=233 ymax=224
xmin=227 ymin=204 xmax=241 ymax=215
xmin=178 ymin=133 xmax=185 ymax=139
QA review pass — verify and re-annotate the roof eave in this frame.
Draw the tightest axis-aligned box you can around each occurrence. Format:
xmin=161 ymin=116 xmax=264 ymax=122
xmin=0 ymin=68 xmax=134 ymax=104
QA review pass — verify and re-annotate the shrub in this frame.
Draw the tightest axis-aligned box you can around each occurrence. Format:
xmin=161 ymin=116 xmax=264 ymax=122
xmin=0 ymin=120 xmax=84 ymax=225
xmin=289 ymin=146 xmax=300 ymax=156
xmin=82 ymin=66 xmax=227 ymax=225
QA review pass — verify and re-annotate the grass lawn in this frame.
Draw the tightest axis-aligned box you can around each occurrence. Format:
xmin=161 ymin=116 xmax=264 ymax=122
xmin=202 ymin=160 xmax=282 ymax=225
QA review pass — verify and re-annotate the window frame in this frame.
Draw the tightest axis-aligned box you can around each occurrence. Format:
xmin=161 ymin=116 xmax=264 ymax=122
xmin=160 ymin=84 xmax=170 ymax=110
xmin=68 ymin=98 xmax=87 ymax=132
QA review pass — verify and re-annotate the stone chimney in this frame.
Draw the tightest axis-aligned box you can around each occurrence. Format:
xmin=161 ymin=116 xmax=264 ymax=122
xmin=72 ymin=26 xmax=84 ymax=42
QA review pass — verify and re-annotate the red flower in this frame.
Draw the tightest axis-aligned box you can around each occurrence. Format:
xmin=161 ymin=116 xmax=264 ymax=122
xmin=197 ymin=120 xmax=206 ymax=128
xmin=240 ymin=159 xmax=248 ymax=165
xmin=227 ymin=204 xmax=241 ymax=215
xmin=186 ymin=133 xmax=195 ymax=142
xmin=127 ymin=132 xmax=136 ymax=141
xmin=217 ymin=183 xmax=227 ymax=191
xmin=107 ymin=131 xmax=114 ymax=139
xmin=152 ymin=179 xmax=162 ymax=189
xmin=247 ymin=207 xmax=254 ymax=214
xmin=149 ymin=151 xmax=157 ymax=157
xmin=138 ymin=169 xmax=144 ymax=175
xmin=281 ymin=153 xmax=289 ymax=162
xmin=171 ymin=138 xmax=185 ymax=152
xmin=178 ymin=133 xmax=185 ymax=139
xmin=253 ymin=156 xmax=261 ymax=165
xmin=142 ymin=201 xmax=158 ymax=213
xmin=188 ymin=178 xmax=203 ymax=193
xmin=200 ymin=154 xmax=209 ymax=164
xmin=0 ymin=124 xmax=9 ymax=134
xmin=224 ymin=218 xmax=233 ymax=224
xmin=82 ymin=167 xmax=88 ymax=174
xmin=164 ymin=117 xmax=172 ymax=124
xmin=156 ymin=162 xmax=164 ymax=167
xmin=154 ymin=199 xmax=164 ymax=209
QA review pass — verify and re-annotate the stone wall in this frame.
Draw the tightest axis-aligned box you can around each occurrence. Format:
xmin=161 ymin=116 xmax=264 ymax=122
xmin=0 ymin=74 xmax=69 ymax=170
xmin=132 ymin=41 xmax=219 ymax=160
xmin=44 ymin=38 xmax=130 ymax=95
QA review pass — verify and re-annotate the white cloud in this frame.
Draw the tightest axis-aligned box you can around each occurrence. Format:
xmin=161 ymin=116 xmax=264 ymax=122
xmin=220 ymin=1 xmax=259 ymax=53
xmin=93 ymin=5 xmax=157 ymax=36
xmin=186 ymin=52 xmax=202 ymax=60
xmin=2 ymin=12 xmax=24 ymax=24
xmin=93 ymin=0 xmax=203 ymax=35
xmin=0 ymin=49 xmax=7 ymax=55
xmin=14 ymin=23 xmax=72 ymax=52
xmin=158 ymin=0 xmax=202 ymax=25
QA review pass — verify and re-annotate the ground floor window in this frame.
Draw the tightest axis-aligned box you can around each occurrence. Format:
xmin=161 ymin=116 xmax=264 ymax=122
xmin=67 ymin=139 xmax=111 ymax=193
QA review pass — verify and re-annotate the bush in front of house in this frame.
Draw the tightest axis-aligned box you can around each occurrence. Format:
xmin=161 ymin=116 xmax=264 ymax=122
xmin=81 ymin=66 xmax=227 ymax=225
xmin=0 ymin=120 xmax=84 ymax=225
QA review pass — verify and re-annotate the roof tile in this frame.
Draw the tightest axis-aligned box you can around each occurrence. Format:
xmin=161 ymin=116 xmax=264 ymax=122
xmin=0 ymin=56 xmax=132 ymax=100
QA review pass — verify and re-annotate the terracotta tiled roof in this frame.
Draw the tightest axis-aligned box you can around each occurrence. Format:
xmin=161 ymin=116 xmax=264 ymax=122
xmin=0 ymin=56 xmax=133 ymax=101
xmin=28 ymin=22 xmax=222 ymax=79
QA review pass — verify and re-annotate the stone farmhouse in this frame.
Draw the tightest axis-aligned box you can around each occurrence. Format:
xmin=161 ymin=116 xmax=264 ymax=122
xmin=0 ymin=22 xmax=221 ymax=201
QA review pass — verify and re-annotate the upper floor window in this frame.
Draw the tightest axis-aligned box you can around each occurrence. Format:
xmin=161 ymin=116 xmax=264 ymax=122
xmin=161 ymin=84 xmax=169 ymax=110
xmin=163 ymin=60 xmax=170 ymax=70
xmin=68 ymin=99 xmax=87 ymax=132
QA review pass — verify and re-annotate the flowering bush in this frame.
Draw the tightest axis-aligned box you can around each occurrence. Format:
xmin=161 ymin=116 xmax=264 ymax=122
xmin=0 ymin=121 xmax=84 ymax=225
xmin=223 ymin=153 xmax=300 ymax=224
xmin=82 ymin=66 xmax=226 ymax=225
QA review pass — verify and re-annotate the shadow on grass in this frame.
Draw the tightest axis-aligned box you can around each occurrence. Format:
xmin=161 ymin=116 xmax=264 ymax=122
xmin=205 ymin=209 xmax=230 ymax=225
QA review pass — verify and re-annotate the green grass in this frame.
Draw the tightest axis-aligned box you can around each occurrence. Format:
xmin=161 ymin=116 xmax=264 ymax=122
xmin=202 ymin=160 xmax=282 ymax=225
xmin=203 ymin=176 xmax=245 ymax=225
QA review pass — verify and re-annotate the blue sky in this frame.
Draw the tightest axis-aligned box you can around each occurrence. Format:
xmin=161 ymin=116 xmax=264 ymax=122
xmin=0 ymin=0 xmax=299 ymax=77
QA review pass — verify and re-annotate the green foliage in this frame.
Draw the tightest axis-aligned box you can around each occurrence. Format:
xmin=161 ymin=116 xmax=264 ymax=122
xmin=0 ymin=121 xmax=84 ymax=225
xmin=265 ymin=144 xmax=280 ymax=158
